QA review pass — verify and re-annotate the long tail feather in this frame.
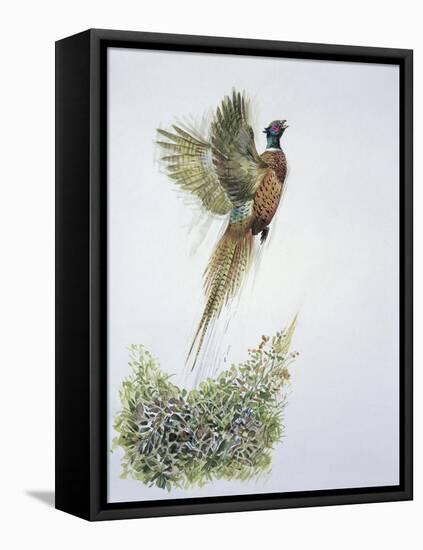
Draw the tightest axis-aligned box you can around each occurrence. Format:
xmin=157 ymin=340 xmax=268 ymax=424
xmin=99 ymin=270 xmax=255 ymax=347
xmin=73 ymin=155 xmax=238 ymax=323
xmin=187 ymin=223 xmax=253 ymax=371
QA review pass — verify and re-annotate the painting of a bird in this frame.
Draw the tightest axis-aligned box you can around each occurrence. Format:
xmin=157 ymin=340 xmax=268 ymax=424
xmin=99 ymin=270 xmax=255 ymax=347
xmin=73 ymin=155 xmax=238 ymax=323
xmin=157 ymin=90 xmax=289 ymax=370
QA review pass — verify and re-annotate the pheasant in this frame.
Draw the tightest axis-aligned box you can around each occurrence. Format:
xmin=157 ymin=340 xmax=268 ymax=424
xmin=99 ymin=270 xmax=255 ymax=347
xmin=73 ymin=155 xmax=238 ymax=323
xmin=157 ymin=90 xmax=288 ymax=370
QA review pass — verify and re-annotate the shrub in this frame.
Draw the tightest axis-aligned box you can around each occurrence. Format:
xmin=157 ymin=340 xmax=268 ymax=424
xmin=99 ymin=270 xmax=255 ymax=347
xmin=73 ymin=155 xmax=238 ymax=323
xmin=113 ymin=317 xmax=298 ymax=490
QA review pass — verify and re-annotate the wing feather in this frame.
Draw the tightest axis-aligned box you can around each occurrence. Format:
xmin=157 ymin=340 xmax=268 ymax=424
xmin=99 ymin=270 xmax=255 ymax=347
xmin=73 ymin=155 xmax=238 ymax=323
xmin=156 ymin=126 xmax=232 ymax=216
xmin=210 ymin=90 xmax=267 ymax=206
xmin=156 ymin=90 xmax=267 ymax=215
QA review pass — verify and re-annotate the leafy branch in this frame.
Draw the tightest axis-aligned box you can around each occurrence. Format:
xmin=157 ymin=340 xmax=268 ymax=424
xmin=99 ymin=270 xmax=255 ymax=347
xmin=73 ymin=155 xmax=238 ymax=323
xmin=113 ymin=317 xmax=298 ymax=490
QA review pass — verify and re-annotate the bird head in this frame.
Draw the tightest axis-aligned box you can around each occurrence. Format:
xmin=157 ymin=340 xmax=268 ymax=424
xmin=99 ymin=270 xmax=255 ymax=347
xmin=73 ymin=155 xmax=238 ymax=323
xmin=263 ymin=120 xmax=289 ymax=137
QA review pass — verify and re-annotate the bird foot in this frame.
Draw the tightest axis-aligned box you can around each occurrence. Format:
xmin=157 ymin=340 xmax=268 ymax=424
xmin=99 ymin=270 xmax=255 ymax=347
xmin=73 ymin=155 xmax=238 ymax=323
xmin=260 ymin=227 xmax=269 ymax=245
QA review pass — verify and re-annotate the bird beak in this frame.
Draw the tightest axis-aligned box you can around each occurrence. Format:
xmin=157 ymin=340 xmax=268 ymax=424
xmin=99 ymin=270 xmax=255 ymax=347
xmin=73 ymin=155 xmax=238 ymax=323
xmin=282 ymin=120 xmax=289 ymax=129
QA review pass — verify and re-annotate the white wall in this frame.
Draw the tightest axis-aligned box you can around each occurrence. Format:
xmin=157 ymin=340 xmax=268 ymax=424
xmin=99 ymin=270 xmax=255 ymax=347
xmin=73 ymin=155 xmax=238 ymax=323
xmin=0 ymin=1 xmax=420 ymax=549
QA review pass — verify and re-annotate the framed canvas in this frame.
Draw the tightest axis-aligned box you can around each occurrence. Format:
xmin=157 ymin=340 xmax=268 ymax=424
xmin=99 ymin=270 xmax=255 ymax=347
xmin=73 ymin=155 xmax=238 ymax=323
xmin=55 ymin=29 xmax=413 ymax=521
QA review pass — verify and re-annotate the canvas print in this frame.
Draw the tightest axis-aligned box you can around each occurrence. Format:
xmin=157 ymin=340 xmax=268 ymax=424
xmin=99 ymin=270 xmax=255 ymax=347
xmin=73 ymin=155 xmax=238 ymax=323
xmin=107 ymin=48 xmax=400 ymax=503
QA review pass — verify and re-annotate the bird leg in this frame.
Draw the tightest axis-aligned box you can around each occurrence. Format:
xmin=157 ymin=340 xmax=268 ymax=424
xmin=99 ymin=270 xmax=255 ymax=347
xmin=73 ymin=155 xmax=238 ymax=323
xmin=260 ymin=227 xmax=269 ymax=245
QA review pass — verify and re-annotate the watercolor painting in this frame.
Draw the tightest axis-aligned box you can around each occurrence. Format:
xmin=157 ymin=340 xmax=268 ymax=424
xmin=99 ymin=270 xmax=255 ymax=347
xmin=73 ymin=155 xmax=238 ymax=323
xmin=107 ymin=47 xmax=400 ymax=503
xmin=113 ymin=90 xmax=297 ymax=490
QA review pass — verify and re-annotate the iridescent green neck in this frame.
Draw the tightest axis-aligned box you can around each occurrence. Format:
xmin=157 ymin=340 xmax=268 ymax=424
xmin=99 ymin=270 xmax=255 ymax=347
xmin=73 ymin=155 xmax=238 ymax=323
xmin=266 ymin=134 xmax=281 ymax=150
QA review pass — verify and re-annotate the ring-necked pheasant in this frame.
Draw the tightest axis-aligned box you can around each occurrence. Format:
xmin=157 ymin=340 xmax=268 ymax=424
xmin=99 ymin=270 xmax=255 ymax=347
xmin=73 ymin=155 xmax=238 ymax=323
xmin=157 ymin=90 xmax=288 ymax=370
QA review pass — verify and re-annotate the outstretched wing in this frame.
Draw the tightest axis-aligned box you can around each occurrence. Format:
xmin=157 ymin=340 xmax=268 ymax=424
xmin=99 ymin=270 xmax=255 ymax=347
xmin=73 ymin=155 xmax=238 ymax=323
xmin=157 ymin=125 xmax=232 ymax=216
xmin=211 ymin=90 xmax=267 ymax=207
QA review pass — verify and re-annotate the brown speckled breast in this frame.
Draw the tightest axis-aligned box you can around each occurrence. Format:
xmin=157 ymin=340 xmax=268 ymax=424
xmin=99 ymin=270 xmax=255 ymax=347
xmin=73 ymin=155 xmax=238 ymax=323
xmin=260 ymin=149 xmax=287 ymax=181
xmin=252 ymin=150 xmax=287 ymax=235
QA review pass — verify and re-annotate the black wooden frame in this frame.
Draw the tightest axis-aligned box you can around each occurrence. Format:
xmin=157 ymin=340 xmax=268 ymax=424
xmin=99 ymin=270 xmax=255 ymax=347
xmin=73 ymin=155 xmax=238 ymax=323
xmin=55 ymin=28 xmax=413 ymax=521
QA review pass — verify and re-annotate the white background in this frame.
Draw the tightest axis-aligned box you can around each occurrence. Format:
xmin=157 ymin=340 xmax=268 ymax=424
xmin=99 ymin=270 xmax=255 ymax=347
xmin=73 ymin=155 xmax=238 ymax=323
xmin=0 ymin=1 xmax=420 ymax=549
xmin=107 ymin=48 xmax=399 ymax=502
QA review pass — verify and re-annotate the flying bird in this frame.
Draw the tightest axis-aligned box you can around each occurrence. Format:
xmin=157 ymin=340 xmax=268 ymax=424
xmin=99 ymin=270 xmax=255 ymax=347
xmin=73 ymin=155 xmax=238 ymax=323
xmin=157 ymin=90 xmax=288 ymax=370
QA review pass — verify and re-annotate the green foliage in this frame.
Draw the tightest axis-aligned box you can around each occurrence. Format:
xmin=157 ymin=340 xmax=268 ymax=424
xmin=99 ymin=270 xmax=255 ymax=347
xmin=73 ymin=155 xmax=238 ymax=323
xmin=113 ymin=318 xmax=298 ymax=490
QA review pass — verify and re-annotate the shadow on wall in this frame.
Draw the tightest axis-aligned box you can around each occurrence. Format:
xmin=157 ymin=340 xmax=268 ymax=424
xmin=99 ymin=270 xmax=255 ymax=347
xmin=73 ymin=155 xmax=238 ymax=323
xmin=26 ymin=490 xmax=55 ymax=508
